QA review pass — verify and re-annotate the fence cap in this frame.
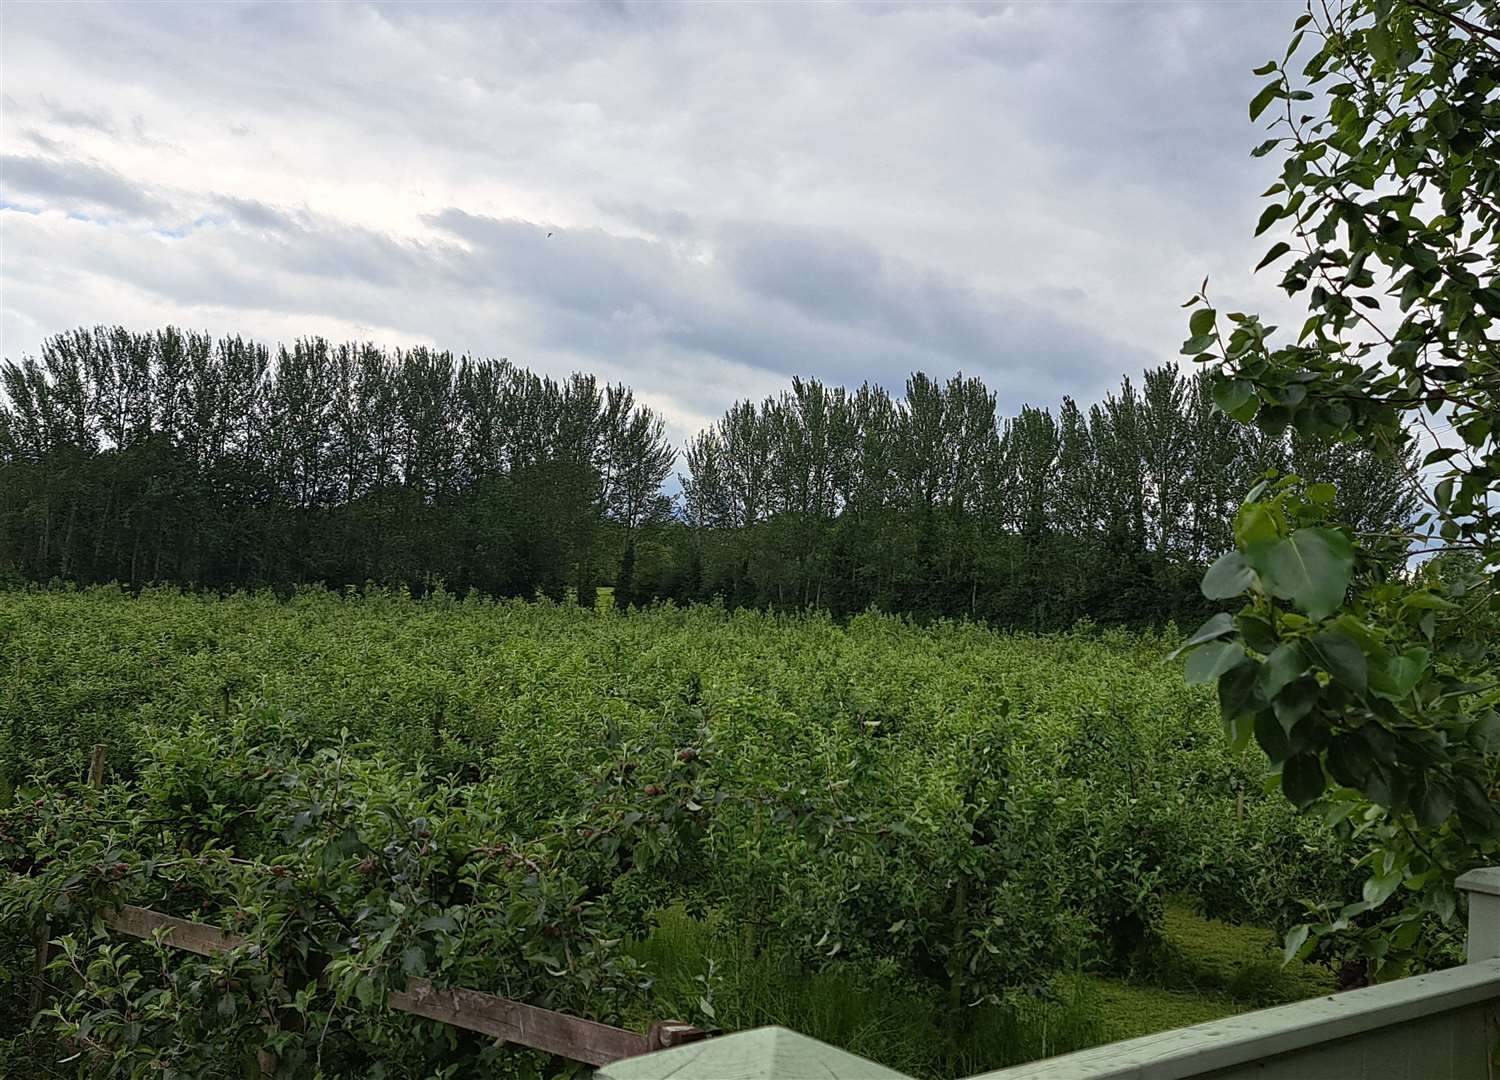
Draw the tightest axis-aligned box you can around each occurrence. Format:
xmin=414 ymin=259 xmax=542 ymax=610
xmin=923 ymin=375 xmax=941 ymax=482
xmin=597 ymin=1025 xmax=915 ymax=1079
xmin=1456 ymin=867 xmax=1500 ymax=898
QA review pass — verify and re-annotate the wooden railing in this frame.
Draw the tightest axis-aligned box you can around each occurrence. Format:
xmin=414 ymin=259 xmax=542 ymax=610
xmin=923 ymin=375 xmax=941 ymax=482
xmin=40 ymin=741 xmax=706 ymax=1071
xmin=97 ymin=902 xmax=705 ymax=1070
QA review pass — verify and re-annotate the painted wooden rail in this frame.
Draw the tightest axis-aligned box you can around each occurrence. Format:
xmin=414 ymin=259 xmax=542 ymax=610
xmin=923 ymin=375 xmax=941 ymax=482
xmin=99 ymin=903 xmax=705 ymax=1068
xmin=595 ymin=867 xmax=1500 ymax=1080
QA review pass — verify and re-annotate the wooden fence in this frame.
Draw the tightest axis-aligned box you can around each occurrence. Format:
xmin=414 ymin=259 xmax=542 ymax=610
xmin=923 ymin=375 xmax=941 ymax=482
xmin=97 ymin=902 xmax=705 ymax=1069
xmin=40 ymin=744 xmax=1500 ymax=1078
xmin=39 ymin=743 xmax=706 ymax=1072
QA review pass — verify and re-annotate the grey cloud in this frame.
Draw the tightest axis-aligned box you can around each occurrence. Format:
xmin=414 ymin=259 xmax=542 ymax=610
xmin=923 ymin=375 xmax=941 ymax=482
xmin=2 ymin=0 xmax=1301 ymax=421
xmin=211 ymin=194 xmax=309 ymax=234
xmin=1 ymin=154 xmax=168 ymax=219
xmin=428 ymin=208 xmax=1142 ymax=403
xmin=39 ymin=96 xmax=115 ymax=133
xmin=22 ymin=130 xmax=67 ymax=155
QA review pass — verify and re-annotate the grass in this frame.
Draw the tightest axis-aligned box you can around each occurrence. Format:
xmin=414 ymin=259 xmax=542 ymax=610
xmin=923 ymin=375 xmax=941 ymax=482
xmin=1075 ymin=904 xmax=1334 ymax=1043
xmin=626 ymin=903 xmax=1334 ymax=1078
xmin=629 ymin=906 xmax=1106 ymax=1078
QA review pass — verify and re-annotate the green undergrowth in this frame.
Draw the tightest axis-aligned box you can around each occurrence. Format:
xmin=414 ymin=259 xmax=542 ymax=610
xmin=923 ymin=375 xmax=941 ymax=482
xmin=627 ymin=903 xmax=1334 ymax=1078
xmin=629 ymin=906 xmax=1106 ymax=1078
xmin=1078 ymin=904 xmax=1334 ymax=1044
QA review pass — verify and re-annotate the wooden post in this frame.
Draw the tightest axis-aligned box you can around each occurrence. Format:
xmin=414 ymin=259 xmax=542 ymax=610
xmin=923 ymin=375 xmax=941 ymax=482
xmin=1456 ymin=867 xmax=1500 ymax=963
xmin=646 ymin=1021 xmax=711 ymax=1052
xmin=88 ymin=744 xmax=106 ymax=790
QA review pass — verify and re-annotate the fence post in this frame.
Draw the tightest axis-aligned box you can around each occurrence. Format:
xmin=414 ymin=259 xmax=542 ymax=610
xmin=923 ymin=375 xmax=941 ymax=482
xmin=1456 ymin=867 xmax=1500 ymax=963
xmin=596 ymin=1026 xmax=916 ymax=1079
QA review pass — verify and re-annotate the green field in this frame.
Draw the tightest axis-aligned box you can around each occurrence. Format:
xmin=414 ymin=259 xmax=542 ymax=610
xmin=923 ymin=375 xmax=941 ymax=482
xmin=0 ymin=587 xmax=1349 ymax=1077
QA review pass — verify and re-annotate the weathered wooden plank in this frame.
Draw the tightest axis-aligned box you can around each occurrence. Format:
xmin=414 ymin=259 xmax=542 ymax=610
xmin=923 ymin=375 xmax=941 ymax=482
xmin=102 ymin=903 xmax=698 ymax=1067
xmin=391 ymin=977 xmax=648 ymax=1066
xmin=103 ymin=904 xmax=245 ymax=957
xmin=647 ymin=1020 xmax=712 ymax=1051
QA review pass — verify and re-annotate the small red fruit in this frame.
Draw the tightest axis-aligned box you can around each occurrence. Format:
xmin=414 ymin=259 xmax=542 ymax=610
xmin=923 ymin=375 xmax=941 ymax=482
xmin=676 ymin=749 xmax=698 ymax=762
xmin=643 ymin=785 xmax=664 ymax=797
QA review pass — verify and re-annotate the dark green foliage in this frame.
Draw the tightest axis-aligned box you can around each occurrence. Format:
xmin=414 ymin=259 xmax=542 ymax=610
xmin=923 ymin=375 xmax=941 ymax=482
xmin=2 ymin=329 xmax=1418 ymax=629
xmin=1176 ymin=0 xmax=1499 ymax=980
xmin=0 ymin=589 xmax=1359 ymax=1075
xmin=675 ymin=368 xmax=1417 ymax=625
xmin=0 ymin=329 xmax=674 ymax=602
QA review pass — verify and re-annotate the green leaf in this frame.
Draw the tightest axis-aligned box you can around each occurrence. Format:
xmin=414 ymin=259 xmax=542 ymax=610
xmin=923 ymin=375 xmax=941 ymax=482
xmin=1305 ymin=483 xmax=1336 ymax=504
xmin=1219 ymin=662 xmax=1266 ymax=724
xmin=1188 ymin=308 xmax=1217 ymax=337
xmin=1202 ymin=551 xmax=1256 ymax=599
xmin=1186 ymin=641 xmax=1247 ymax=685
xmin=1272 ymin=676 xmax=1319 ymax=731
xmin=1249 ymin=528 xmax=1354 ymax=621
xmin=1282 ymin=752 xmax=1326 ymax=808
xmin=1259 ymin=642 xmax=1305 ymax=699
xmin=1255 ymin=711 xmax=1292 ymax=763
xmin=1308 ymin=629 xmax=1368 ymax=693
xmin=1250 ymin=81 xmax=1281 ymax=122
xmin=1212 ymin=379 xmax=1255 ymax=417
xmin=1283 ymin=924 xmax=1311 ymax=965
xmin=1415 ymin=782 xmax=1454 ymax=828
xmin=1255 ymin=203 xmax=1286 ymax=236
xmin=1327 ymin=731 xmax=1375 ymax=788
xmin=354 ymin=975 xmax=378 ymax=1007
xmin=1369 ymin=648 xmax=1429 ymax=702
xmin=1362 ymin=867 xmax=1403 ymax=909
xmin=1168 ymin=612 xmax=1236 ymax=659
xmin=1235 ymin=503 xmax=1280 ymax=550
xmin=1256 ymin=241 xmax=1292 ymax=271
xmin=1467 ymin=712 xmax=1500 ymax=753
xmin=1236 ymin=613 xmax=1280 ymax=654
xmin=400 ymin=946 xmax=428 ymax=976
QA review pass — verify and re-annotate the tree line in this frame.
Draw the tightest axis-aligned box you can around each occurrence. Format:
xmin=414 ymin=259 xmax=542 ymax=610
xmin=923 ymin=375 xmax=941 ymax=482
xmin=0 ymin=327 xmax=673 ymax=600
xmin=0 ymin=326 xmax=1417 ymax=627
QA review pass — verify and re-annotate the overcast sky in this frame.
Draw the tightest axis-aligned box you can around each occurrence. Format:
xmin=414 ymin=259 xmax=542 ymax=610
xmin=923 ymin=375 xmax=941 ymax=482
xmin=1 ymin=0 xmax=1301 ymax=442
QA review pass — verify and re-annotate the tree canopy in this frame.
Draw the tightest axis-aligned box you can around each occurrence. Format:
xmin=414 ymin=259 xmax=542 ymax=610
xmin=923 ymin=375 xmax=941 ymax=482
xmin=2 ymin=329 xmax=1420 ymax=631
xmin=1178 ymin=0 xmax=1498 ymax=975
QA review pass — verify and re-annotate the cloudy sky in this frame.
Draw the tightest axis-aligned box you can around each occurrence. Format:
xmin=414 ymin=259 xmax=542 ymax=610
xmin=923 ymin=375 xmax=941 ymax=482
xmin=1 ymin=0 xmax=1300 ymax=442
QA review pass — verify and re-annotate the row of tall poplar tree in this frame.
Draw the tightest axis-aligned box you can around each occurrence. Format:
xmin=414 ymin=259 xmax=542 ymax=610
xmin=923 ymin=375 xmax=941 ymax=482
xmin=0 ymin=326 xmax=1416 ymax=628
